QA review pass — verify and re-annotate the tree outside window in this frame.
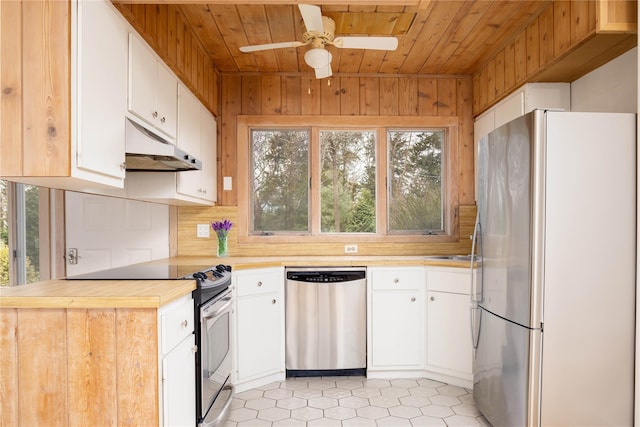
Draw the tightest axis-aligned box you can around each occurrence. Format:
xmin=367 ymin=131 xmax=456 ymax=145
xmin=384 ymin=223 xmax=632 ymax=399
xmin=238 ymin=116 xmax=458 ymax=243
xmin=251 ymin=129 xmax=310 ymax=234
xmin=320 ymin=130 xmax=376 ymax=233
xmin=388 ymin=130 xmax=444 ymax=233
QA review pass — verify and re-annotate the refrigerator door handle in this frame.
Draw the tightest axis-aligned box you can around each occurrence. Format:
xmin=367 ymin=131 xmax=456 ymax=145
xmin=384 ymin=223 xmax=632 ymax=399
xmin=470 ymin=306 xmax=481 ymax=351
xmin=470 ymin=211 xmax=482 ymax=303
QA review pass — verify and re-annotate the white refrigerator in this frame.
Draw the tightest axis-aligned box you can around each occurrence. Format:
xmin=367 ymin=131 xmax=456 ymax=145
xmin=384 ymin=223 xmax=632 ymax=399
xmin=472 ymin=110 xmax=636 ymax=426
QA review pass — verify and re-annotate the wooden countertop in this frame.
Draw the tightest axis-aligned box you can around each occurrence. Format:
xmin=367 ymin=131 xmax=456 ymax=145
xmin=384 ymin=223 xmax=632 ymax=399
xmin=0 ymin=256 xmax=473 ymax=309
xmin=0 ymin=279 xmax=196 ymax=308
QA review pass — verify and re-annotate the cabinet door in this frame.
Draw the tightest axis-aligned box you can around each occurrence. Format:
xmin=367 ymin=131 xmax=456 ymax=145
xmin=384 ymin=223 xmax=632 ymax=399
xmin=162 ymin=335 xmax=196 ymax=427
xmin=236 ymin=294 xmax=282 ymax=380
xmin=128 ymin=33 xmax=158 ymax=126
xmin=156 ymin=64 xmax=178 ymax=138
xmin=200 ymin=109 xmax=217 ymax=202
xmin=426 ymin=291 xmax=472 ymax=376
xmin=177 ymin=86 xmax=202 ymax=198
xmin=77 ymin=0 xmax=126 ymax=180
xmin=371 ymin=291 xmax=423 ymax=368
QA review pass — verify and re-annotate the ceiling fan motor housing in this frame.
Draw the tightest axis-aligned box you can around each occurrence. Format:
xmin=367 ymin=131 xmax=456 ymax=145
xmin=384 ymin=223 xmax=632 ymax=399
xmin=303 ymin=16 xmax=336 ymax=47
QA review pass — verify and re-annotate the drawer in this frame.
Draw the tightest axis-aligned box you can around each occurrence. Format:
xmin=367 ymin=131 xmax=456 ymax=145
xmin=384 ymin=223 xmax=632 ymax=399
xmin=235 ymin=269 xmax=282 ymax=297
xmin=426 ymin=270 xmax=470 ymax=294
xmin=370 ymin=268 xmax=424 ymax=291
xmin=160 ymin=296 xmax=194 ymax=354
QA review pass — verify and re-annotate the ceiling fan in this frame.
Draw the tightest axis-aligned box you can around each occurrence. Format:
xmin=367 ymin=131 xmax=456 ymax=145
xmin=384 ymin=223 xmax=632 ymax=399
xmin=239 ymin=4 xmax=398 ymax=79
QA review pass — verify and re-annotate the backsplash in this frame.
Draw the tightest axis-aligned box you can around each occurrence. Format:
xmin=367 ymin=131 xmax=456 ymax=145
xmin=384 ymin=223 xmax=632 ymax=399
xmin=177 ymin=205 xmax=477 ymax=257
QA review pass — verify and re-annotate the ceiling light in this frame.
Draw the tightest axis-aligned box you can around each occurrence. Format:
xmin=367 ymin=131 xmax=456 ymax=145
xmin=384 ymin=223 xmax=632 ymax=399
xmin=304 ymin=48 xmax=332 ymax=69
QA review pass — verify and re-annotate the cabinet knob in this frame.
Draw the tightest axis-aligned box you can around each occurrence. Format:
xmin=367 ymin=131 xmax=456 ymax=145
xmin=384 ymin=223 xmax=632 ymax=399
xmin=120 ymin=162 xmax=126 ymax=171
xmin=272 ymin=299 xmax=276 ymax=304
xmin=181 ymin=319 xmax=188 ymax=328
xmin=160 ymin=116 xmax=166 ymax=123
xmin=393 ymin=278 xmax=399 ymax=283
xmin=192 ymin=345 xmax=198 ymax=353
xmin=152 ymin=111 xmax=158 ymax=118
xmin=411 ymin=297 xmax=416 ymax=302
xmin=430 ymin=296 xmax=435 ymax=301
xmin=257 ymin=281 xmax=263 ymax=287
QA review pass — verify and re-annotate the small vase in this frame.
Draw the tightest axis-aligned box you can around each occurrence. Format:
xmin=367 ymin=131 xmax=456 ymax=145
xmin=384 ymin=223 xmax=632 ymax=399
xmin=217 ymin=234 xmax=228 ymax=257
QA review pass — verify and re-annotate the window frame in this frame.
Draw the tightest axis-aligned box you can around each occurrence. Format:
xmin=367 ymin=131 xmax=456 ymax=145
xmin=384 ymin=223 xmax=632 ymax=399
xmin=237 ymin=115 xmax=459 ymax=244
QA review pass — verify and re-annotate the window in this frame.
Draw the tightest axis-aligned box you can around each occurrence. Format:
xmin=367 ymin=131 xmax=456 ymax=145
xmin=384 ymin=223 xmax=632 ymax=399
xmin=320 ymin=130 xmax=376 ymax=233
xmin=251 ymin=129 xmax=309 ymax=234
xmin=1 ymin=181 xmax=43 ymax=286
xmin=388 ymin=130 xmax=444 ymax=233
xmin=238 ymin=116 xmax=459 ymax=243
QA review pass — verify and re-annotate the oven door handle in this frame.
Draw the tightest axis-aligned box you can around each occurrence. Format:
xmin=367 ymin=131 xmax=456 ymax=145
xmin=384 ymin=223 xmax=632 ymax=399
xmin=202 ymin=297 xmax=233 ymax=320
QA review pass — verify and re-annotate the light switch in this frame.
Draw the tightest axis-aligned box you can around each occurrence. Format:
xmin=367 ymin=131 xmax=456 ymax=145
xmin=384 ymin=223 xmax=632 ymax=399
xmin=223 ymin=176 xmax=232 ymax=191
xmin=196 ymin=224 xmax=210 ymax=238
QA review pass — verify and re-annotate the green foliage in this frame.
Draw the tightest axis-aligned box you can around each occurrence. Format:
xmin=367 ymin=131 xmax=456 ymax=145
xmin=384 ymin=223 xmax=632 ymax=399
xmin=345 ymin=189 xmax=376 ymax=232
xmin=0 ymin=180 xmax=7 ymax=246
xmin=252 ymin=130 xmax=310 ymax=232
xmin=0 ymin=243 xmax=8 ymax=286
xmin=25 ymin=185 xmax=40 ymax=269
xmin=320 ymin=130 xmax=376 ymax=233
xmin=388 ymin=130 xmax=443 ymax=232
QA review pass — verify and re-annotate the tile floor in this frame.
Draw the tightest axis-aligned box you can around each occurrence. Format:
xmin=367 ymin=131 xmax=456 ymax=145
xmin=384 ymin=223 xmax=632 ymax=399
xmin=223 ymin=377 xmax=490 ymax=427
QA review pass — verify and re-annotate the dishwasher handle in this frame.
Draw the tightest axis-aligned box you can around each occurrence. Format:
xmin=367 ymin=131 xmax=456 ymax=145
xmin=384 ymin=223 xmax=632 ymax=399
xmin=286 ymin=270 xmax=366 ymax=283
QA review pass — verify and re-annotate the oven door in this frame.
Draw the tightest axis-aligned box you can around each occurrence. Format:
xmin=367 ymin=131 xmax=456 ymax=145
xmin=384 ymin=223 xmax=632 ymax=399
xmin=199 ymin=288 xmax=233 ymax=421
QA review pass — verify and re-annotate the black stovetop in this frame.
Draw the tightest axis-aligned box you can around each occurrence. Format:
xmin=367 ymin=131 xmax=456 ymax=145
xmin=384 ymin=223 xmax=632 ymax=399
xmin=65 ymin=264 xmax=221 ymax=281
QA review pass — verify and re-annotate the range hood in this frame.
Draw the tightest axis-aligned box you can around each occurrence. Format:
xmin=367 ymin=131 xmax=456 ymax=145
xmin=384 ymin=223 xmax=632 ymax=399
xmin=125 ymin=118 xmax=202 ymax=172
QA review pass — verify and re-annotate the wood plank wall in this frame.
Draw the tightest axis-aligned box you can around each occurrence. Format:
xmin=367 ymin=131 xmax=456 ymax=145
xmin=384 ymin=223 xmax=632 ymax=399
xmin=114 ymin=3 xmax=220 ymax=116
xmin=0 ymin=307 xmax=159 ymax=426
xmin=177 ymin=75 xmax=477 ymax=257
xmin=473 ymin=0 xmax=637 ymax=116
xmin=0 ymin=0 xmax=71 ymax=177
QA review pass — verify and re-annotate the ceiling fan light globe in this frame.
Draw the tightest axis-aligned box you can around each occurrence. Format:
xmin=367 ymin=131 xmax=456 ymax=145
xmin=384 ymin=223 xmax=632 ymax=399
xmin=304 ymin=48 xmax=332 ymax=69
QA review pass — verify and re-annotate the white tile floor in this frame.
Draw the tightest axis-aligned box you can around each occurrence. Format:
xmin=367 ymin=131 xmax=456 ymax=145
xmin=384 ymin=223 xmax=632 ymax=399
xmin=222 ymin=377 xmax=490 ymax=427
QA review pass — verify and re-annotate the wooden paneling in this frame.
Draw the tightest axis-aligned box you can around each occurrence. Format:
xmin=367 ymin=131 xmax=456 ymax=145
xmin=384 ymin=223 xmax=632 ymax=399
xmin=472 ymin=0 xmax=637 ymax=116
xmin=0 ymin=307 xmax=159 ymax=426
xmin=178 ymin=74 xmax=475 ymax=256
xmin=0 ymin=309 xmax=18 ymax=426
xmin=1 ymin=0 xmax=71 ymax=177
xmin=17 ymin=309 xmax=67 ymax=425
xmin=67 ymin=309 xmax=117 ymax=425
xmin=0 ymin=1 xmax=23 ymax=176
xmin=116 ymin=308 xmax=159 ymax=426
xmin=177 ymin=204 xmax=477 ymax=257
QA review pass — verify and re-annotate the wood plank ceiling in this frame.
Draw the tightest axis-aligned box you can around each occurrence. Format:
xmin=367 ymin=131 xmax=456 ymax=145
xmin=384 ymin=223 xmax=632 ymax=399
xmin=175 ymin=1 xmax=552 ymax=77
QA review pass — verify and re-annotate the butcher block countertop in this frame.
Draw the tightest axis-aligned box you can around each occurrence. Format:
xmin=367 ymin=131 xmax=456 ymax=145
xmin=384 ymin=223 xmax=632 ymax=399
xmin=0 ymin=256 xmax=473 ymax=308
xmin=0 ymin=279 xmax=196 ymax=308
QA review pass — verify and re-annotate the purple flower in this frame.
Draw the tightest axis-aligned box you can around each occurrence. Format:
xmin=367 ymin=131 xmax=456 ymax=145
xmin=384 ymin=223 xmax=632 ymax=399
xmin=211 ymin=219 xmax=233 ymax=237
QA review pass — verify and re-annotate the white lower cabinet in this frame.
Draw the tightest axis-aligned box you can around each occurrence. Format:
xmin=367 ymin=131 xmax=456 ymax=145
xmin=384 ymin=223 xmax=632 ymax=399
xmin=368 ymin=267 xmax=425 ymax=372
xmin=158 ymin=295 xmax=196 ymax=426
xmin=425 ymin=268 xmax=474 ymax=387
xmin=233 ymin=267 xmax=285 ymax=391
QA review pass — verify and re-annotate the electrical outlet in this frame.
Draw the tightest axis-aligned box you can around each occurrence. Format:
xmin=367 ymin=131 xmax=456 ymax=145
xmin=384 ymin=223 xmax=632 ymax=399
xmin=344 ymin=244 xmax=358 ymax=254
xmin=196 ymin=224 xmax=210 ymax=238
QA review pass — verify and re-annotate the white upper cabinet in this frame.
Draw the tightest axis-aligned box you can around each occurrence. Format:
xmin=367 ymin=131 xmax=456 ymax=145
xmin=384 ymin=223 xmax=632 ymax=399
xmin=75 ymin=0 xmax=127 ymax=184
xmin=176 ymin=85 xmax=218 ymax=203
xmin=128 ymin=33 xmax=178 ymax=139
xmin=126 ymin=84 xmax=217 ymax=206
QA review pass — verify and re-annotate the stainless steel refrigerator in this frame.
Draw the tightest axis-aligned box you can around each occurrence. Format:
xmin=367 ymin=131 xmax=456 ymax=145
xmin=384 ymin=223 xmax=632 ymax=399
xmin=472 ymin=110 xmax=636 ymax=427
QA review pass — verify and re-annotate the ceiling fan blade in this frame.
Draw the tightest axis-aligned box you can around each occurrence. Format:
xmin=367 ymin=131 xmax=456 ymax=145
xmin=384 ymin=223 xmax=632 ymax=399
xmin=239 ymin=41 xmax=305 ymax=53
xmin=332 ymin=36 xmax=398 ymax=51
xmin=314 ymin=63 xmax=332 ymax=79
xmin=299 ymin=4 xmax=324 ymax=33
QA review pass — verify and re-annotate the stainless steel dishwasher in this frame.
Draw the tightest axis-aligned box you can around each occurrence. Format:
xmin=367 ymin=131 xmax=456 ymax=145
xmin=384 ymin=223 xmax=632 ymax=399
xmin=285 ymin=267 xmax=366 ymax=377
